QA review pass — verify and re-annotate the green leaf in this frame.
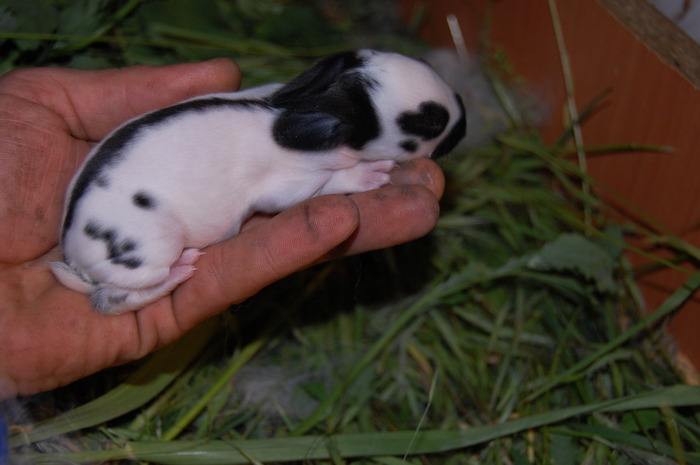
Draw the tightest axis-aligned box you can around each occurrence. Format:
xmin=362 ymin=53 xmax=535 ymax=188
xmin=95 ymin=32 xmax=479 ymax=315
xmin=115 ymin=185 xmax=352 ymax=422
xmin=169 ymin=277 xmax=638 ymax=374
xmin=56 ymin=0 xmax=105 ymax=36
xmin=567 ymin=423 xmax=700 ymax=464
xmin=526 ymin=233 xmax=617 ymax=293
xmin=5 ymin=0 xmax=58 ymax=50
xmin=0 ymin=6 xmax=18 ymax=33
xmin=550 ymin=432 xmax=578 ymax=465
xmin=620 ymin=409 xmax=663 ymax=433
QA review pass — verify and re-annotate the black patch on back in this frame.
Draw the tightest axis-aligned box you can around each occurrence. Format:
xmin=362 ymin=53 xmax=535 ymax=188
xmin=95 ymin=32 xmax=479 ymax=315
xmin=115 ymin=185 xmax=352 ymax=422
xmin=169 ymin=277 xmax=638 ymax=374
xmin=84 ymin=220 xmax=142 ymax=269
xmin=111 ymin=256 xmax=143 ymax=269
xmin=397 ymin=101 xmax=450 ymax=140
xmin=133 ymin=191 xmax=157 ymax=209
xmin=432 ymin=93 xmax=467 ymax=159
xmin=62 ymin=97 xmax=271 ymax=237
xmin=400 ymin=139 xmax=418 ymax=153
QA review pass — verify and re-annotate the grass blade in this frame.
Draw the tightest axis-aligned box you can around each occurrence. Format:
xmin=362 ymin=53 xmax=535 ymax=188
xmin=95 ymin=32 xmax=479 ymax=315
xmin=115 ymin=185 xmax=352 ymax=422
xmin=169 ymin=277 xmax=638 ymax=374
xmin=24 ymin=385 xmax=700 ymax=464
xmin=162 ymin=331 xmax=269 ymax=440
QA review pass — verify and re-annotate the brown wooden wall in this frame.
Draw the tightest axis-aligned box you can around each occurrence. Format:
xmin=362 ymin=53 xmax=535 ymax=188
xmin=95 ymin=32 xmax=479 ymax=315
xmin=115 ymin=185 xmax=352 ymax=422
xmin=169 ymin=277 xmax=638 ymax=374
xmin=400 ymin=0 xmax=700 ymax=371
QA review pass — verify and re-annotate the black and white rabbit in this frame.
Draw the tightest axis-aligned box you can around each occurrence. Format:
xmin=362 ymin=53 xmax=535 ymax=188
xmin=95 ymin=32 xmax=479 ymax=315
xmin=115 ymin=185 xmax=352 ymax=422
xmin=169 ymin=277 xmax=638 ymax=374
xmin=50 ymin=49 xmax=467 ymax=314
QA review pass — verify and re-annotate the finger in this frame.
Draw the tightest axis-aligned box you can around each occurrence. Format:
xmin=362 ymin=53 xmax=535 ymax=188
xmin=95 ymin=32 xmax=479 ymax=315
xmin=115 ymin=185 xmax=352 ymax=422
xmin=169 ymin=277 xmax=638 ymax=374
xmin=390 ymin=157 xmax=445 ymax=198
xmin=329 ymin=157 xmax=444 ymax=256
xmin=171 ymin=195 xmax=360 ymax=329
xmin=332 ymin=185 xmax=441 ymax=258
xmin=1 ymin=58 xmax=241 ymax=141
xmin=239 ymin=158 xmax=445 ymax=259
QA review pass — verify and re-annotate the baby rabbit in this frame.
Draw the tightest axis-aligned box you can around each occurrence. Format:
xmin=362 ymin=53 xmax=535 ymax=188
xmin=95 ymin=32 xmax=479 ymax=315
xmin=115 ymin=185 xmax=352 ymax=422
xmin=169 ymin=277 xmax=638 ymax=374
xmin=50 ymin=49 xmax=467 ymax=314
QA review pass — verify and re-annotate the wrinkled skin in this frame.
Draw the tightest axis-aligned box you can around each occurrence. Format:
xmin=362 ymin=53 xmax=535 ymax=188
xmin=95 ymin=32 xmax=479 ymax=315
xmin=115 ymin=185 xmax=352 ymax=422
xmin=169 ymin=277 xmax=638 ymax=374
xmin=0 ymin=59 xmax=445 ymax=399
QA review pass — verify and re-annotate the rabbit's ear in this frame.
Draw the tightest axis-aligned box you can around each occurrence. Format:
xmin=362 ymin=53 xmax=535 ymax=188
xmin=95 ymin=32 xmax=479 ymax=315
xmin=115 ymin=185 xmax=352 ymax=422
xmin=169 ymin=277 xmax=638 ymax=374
xmin=272 ymin=109 xmax=352 ymax=151
xmin=271 ymin=51 xmax=381 ymax=152
xmin=271 ymin=78 xmax=380 ymax=151
xmin=268 ymin=51 xmax=365 ymax=108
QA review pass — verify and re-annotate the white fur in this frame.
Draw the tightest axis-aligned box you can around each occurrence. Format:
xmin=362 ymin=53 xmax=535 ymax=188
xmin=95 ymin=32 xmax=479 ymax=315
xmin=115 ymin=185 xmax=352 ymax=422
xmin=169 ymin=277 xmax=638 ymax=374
xmin=51 ymin=49 xmax=465 ymax=314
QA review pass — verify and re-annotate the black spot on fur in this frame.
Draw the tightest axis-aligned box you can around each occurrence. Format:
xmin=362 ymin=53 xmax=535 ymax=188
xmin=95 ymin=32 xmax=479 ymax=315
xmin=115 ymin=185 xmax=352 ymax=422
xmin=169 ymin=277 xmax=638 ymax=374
xmin=120 ymin=239 xmax=137 ymax=253
xmin=400 ymin=139 xmax=418 ymax=153
xmin=83 ymin=220 xmax=141 ymax=268
xmin=92 ymin=290 xmax=128 ymax=309
xmin=84 ymin=222 xmax=116 ymax=247
xmin=111 ymin=256 xmax=143 ymax=269
xmin=432 ymin=94 xmax=467 ymax=159
xmin=133 ymin=191 xmax=157 ymax=209
xmin=397 ymin=101 xmax=450 ymax=140
xmin=62 ymin=97 xmax=271 ymax=237
xmin=84 ymin=221 xmax=101 ymax=239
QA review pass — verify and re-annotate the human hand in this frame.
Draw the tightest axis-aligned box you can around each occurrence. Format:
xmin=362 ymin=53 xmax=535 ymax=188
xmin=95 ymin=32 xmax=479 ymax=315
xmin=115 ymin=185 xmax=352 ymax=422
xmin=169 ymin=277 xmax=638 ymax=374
xmin=0 ymin=60 xmax=445 ymax=399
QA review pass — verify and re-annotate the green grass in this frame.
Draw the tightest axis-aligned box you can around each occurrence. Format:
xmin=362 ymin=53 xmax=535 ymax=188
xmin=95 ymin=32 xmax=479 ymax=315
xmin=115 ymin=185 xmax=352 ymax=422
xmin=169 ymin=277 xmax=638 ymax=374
xmin=3 ymin=1 xmax=700 ymax=463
